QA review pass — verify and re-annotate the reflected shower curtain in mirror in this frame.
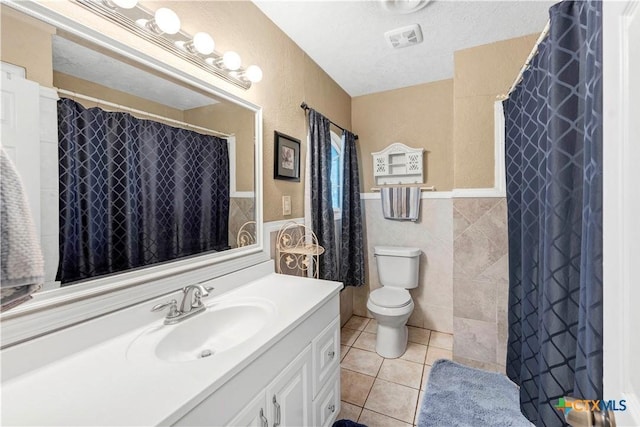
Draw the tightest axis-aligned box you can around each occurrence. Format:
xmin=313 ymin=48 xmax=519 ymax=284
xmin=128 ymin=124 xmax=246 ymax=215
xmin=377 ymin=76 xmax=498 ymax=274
xmin=340 ymin=130 xmax=364 ymax=287
xmin=57 ymin=98 xmax=229 ymax=284
xmin=503 ymin=1 xmax=602 ymax=426
xmin=307 ymin=109 xmax=338 ymax=281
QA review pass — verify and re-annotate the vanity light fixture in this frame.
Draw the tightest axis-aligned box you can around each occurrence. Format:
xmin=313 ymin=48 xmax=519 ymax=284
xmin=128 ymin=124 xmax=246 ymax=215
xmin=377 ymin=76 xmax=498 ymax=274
xmin=138 ymin=7 xmax=181 ymax=35
xmin=79 ymin=0 xmax=262 ymax=90
xmin=176 ymin=32 xmax=215 ymax=55
xmin=222 ymin=51 xmax=242 ymax=71
xmin=103 ymin=0 xmax=138 ymax=10
xmin=243 ymin=65 xmax=264 ymax=83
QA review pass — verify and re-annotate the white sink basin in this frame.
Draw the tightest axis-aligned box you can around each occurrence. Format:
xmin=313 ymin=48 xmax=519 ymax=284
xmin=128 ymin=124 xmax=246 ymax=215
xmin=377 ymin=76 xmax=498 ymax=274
xmin=127 ymin=298 xmax=276 ymax=363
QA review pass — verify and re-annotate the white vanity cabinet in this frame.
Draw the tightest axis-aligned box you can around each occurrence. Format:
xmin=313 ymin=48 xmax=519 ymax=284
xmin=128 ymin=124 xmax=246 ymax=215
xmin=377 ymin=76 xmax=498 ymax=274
xmin=0 ymin=268 xmax=343 ymax=427
xmin=173 ymin=292 xmax=340 ymax=427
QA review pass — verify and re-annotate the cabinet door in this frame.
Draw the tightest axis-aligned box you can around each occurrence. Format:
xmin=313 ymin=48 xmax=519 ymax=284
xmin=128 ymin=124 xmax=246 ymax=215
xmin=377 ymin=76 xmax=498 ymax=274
xmin=266 ymin=345 xmax=312 ymax=427
xmin=227 ymin=391 xmax=267 ymax=427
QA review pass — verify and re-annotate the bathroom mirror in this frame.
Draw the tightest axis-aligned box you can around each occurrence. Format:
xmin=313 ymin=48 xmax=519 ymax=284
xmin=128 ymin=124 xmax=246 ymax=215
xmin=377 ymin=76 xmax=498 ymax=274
xmin=48 ymin=33 xmax=259 ymax=287
xmin=0 ymin=0 xmax=266 ymax=345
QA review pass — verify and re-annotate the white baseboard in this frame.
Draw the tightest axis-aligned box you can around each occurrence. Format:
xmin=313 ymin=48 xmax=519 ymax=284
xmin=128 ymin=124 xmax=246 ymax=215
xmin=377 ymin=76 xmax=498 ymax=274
xmin=451 ymin=187 xmax=506 ymax=198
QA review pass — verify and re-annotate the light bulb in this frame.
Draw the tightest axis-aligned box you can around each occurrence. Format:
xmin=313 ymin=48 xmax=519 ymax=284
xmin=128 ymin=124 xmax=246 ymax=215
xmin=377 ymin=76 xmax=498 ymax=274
xmin=245 ymin=65 xmax=263 ymax=83
xmin=192 ymin=32 xmax=215 ymax=55
xmin=110 ymin=0 xmax=138 ymax=9
xmin=154 ymin=8 xmax=180 ymax=34
xmin=222 ymin=51 xmax=241 ymax=71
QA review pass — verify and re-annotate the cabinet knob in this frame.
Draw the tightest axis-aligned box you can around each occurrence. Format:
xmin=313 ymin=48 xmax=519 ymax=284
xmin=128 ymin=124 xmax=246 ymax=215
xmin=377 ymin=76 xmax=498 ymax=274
xmin=328 ymin=350 xmax=336 ymax=359
xmin=328 ymin=404 xmax=336 ymax=413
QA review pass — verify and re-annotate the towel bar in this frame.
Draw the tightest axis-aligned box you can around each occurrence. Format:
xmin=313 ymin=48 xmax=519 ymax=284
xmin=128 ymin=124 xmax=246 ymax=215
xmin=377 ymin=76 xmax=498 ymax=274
xmin=371 ymin=186 xmax=435 ymax=192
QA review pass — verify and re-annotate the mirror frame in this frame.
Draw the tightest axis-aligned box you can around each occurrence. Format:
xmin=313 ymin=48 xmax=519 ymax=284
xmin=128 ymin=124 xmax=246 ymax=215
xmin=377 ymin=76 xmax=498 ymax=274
xmin=0 ymin=0 xmax=267 ymax=347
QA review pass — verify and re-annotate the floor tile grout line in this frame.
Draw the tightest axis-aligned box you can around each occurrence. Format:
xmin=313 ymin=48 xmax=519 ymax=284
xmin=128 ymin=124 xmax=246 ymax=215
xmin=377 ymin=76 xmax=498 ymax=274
xmin=362 ymin=378 xmax=420 ymax=425
xmin=360 ymin=407 xmax=418 ymax=426
xmin=342 ymin=315 xmax=441 ymax=424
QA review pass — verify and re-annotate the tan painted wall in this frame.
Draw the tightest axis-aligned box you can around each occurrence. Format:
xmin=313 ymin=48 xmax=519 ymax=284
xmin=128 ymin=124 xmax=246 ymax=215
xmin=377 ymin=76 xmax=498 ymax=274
xmin=154 ymin=0 xmax=352 ymax=222
xmin=352 ymin=80 xmax=454 ymax=192
xmin=453 ymin=34 xmax=539 ymax=188
xmin=0 ymin=5 xmax=55 ymax=87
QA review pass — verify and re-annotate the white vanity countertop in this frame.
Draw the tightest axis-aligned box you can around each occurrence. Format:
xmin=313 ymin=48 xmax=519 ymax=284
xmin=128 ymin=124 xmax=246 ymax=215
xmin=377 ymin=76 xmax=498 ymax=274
xmin=1 ymin=273 xmax=342 ymax=426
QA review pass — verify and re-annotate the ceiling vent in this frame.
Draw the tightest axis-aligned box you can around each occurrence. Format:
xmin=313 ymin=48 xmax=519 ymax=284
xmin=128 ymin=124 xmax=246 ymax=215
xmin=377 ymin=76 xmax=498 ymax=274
xmin=384 ymin=24 xmax=423 ymax=49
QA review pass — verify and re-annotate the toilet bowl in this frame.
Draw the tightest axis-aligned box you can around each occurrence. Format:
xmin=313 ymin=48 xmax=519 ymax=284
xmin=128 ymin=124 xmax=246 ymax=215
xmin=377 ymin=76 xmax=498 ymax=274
xmin=367 ymin=246 xmax=421 ymax=358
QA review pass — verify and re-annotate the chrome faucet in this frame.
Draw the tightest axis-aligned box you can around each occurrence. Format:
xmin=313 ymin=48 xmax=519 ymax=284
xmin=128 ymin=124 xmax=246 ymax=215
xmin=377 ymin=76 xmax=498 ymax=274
xmin=151 ymin=284 xmax=214 ymax=325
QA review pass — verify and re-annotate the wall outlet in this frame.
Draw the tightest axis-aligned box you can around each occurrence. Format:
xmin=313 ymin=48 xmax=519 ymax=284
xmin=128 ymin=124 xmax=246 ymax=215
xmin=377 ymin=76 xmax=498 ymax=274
xmin=282 ymin=196 xmax=291 ymax=216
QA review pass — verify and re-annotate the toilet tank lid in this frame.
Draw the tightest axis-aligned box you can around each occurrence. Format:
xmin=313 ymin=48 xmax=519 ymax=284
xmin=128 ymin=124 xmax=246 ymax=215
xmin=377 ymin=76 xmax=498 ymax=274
xmin=374 ymin=246 xmax=421 ymax=257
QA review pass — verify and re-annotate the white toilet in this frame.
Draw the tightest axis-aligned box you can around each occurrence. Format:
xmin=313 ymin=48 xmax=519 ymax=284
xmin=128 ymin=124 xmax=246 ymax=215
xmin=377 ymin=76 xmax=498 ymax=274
xmin=367 ymin=246 xmax=421 ymax=358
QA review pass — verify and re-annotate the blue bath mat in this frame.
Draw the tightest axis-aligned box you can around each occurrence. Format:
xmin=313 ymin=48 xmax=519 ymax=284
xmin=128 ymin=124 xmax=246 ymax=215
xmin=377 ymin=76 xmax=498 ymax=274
xmin=417 ymin=359 xmax=533 ymax=427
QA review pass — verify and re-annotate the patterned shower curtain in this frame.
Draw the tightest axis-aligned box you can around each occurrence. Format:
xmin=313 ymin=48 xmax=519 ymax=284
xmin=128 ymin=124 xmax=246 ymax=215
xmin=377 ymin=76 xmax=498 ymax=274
xmin=503 ymin=1 xmax=602 ymax=426
xmin=340 ymin=130 xmax=364 ymax=286
xmin=57 ymin=98 xmax=230 ymax=284
xmin=308 ymin=109 xmax=338 ymax=281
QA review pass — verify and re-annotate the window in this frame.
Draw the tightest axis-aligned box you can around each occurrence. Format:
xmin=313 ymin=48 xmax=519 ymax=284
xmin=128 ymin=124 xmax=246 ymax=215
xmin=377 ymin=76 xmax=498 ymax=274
xmin=330 ymin=131 xmax=343 ymax=213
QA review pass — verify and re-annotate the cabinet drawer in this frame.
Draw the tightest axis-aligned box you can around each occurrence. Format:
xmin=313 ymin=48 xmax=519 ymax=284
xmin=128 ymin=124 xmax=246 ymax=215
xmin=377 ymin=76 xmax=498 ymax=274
xmin=313 ymin=368 xmax=340 ymax=427
xmin=312 ymin=316 xmax=340 ymax=397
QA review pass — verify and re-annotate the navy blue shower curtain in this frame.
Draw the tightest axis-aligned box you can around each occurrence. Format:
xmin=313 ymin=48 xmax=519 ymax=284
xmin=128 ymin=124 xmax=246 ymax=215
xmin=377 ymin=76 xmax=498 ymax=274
xmin=57 ymin=98 xmax=229 ymax=284
xmin=340 ymin=130 xmax=365 ymax=287
xmin=503 ymin=1 xmax=602 ymax=426
xmin=308 ymin=109 xmax=338 ymax=281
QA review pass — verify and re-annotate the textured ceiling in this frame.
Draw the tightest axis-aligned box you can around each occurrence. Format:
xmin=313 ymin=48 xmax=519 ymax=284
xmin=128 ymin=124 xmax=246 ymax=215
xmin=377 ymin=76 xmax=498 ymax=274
xmin=253 ymin=0 xmax=555 ymax=96
xmin=52 ymin=36 xmax=217 ymax=110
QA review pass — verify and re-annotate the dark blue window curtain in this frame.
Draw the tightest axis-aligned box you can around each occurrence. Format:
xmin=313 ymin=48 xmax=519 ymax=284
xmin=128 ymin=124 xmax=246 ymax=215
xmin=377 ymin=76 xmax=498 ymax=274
xmin=308 ymin=109 xmax=338 ymax=281
xmin=340 ymin=130 xmax=364 ymax=287
xmin=57 ymin=98 xmax=229 ymax=285
xmin=503 ymin=1 xmax=602 ymax=426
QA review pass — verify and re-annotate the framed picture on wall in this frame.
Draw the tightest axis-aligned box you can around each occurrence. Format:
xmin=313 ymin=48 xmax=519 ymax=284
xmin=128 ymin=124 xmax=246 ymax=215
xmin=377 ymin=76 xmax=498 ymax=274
xmin=274 ymin=131 xmax=301 ymax=181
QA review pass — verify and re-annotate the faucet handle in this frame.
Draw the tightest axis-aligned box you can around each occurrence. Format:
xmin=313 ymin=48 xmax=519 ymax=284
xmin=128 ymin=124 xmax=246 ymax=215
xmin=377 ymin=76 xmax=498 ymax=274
xmin=192 ymin=286 xmax=214 ymax=307
xmin=151 ymin=299 xmax=180 ymax=319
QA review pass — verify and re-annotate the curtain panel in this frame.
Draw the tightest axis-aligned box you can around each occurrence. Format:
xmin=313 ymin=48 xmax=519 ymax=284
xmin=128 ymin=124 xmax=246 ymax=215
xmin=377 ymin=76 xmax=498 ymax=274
xmin=57 ymin=98 xmax=230 ymax=284
xmin=340 ymin=130 xmax=365 ymax=287
xmin=503 ymin=1 xmax=603 ymax=426
xmin=307 ymin=109 xmax=338 ymax=281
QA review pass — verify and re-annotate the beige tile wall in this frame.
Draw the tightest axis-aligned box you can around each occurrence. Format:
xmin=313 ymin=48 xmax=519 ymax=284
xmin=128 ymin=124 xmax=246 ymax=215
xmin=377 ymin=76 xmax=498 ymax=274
xmin=353 ymin=198 xmax=454 ymax=333
xmin=228 ymin=198 xmax=256 ymax=249
xmin=452 ymin=198 xmax=509 ymax=372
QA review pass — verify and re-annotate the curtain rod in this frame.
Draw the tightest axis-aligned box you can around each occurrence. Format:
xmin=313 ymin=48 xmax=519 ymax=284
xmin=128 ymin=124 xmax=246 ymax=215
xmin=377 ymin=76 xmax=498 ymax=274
xmin=300 ymin=102 xmax=359 ymax=140
xmin=497 ymin=20 xmax=550 ymax=101
xmin=57 ymin=88 xmax=234 ymax=138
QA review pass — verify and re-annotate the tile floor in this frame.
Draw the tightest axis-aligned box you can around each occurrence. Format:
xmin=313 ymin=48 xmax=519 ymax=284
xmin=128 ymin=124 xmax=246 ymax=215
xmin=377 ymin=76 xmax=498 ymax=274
xmin=338 ymin=315 xmax=453 ymax=427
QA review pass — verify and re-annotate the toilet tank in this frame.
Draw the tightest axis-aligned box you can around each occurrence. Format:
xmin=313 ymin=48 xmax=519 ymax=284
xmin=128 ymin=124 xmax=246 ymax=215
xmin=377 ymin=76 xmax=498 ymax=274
xmin=374 ymin=246 xmax=421 ymax=289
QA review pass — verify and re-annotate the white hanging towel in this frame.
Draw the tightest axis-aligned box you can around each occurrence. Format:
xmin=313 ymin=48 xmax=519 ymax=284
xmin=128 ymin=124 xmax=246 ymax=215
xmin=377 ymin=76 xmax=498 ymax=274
xmin=380 ymin=187 xmax=421 ymax=221
xmin=0 ymin=149 xmax=44 ymax=311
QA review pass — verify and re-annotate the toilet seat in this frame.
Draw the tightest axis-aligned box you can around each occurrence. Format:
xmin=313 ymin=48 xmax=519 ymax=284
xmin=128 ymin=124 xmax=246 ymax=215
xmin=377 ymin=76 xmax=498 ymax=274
xmin=369 ymin=288 xmax=411 ymax=308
